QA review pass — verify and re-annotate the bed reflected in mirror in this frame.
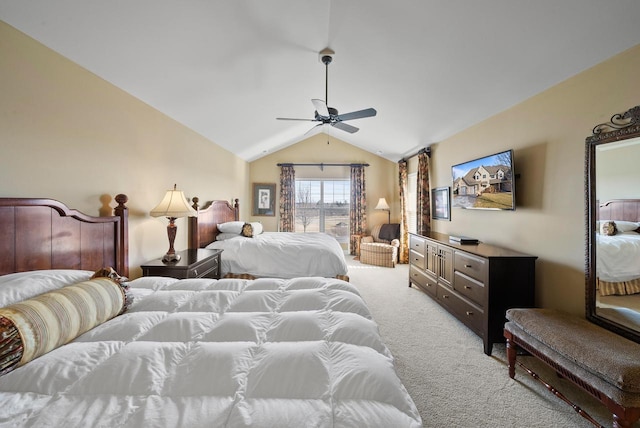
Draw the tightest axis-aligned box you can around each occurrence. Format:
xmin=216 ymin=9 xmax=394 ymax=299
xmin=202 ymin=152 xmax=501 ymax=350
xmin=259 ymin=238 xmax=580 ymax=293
xmin=586 ymin=106 xmax=640 ymax=343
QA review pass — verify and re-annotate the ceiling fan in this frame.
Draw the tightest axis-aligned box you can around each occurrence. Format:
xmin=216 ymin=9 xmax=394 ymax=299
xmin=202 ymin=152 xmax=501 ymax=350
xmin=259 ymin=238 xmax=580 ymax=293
xmin=277 ymin=51 xmax=377 ymax=134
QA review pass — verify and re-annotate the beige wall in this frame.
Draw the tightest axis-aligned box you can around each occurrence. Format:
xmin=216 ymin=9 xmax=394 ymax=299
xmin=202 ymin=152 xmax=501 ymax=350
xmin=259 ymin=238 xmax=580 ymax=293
xmin=0 ymin=22 xmax=250 ymax=278
xmin=428 ymin=44 xmax=640 ymax=315
xmin=596 ymin=139 xmax=640 ymax=201
xmin=249 ymin=134 xmax=398 ymax=232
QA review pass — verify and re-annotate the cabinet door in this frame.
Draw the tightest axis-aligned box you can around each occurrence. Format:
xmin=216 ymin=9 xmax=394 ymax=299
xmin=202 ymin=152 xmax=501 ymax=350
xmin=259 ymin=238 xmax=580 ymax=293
xmin=425 ymin=241 xmax=439 ymax=277
xmin=438 ymin=246 xmax=453 ymax=287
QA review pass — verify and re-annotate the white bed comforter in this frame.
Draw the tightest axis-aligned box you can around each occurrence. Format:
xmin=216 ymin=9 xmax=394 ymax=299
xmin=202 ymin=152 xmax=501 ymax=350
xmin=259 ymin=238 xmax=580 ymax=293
xmin=0 ymin=271 xmax=421 ymax=428
xmin=205 ymin=232 xmax=349 ymax=279
xmin=596 ymin=232 xmax=640 ymax=282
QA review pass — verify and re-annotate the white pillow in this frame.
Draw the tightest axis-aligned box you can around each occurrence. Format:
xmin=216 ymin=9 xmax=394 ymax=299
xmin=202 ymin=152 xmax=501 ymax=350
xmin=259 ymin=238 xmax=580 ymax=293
xmin=600 ymin=220 xmax=639 ymax=233
xmin=250 ymin=222 xmax=264 ymax=235
xmin=217 ymin=221 xmax=245 ymax=234
xmin=216 ymin=232 xmax=244 ymax=241
xmin=615 ymin=221 xmax=640 ymax=232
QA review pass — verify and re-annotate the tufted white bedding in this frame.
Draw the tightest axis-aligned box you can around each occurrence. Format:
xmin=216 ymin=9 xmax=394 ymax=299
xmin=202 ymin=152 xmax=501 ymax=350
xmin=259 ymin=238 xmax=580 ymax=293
xmin=597 ymin=232 xmax=640 ymax=282
xmin=0 ymin=272 xmax=422 ymax=427
xmin=205 ymin=232 xmax=349 ymax=279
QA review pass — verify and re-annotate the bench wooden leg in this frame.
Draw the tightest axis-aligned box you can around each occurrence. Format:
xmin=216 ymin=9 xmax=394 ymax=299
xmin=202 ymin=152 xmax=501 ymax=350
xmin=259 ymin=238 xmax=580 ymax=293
xmin=612 ymin=408 xmax=640 ymax=428
xmin=505 ymin=332 xmax=517 ymax=379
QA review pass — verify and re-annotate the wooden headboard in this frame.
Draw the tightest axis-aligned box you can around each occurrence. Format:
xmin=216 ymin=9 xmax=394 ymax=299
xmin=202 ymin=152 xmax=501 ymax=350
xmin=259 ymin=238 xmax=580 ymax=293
xmin=0 ymin=195 xmax=129 ymax=277
xmin=188 ymin=198 xmax=240 ymax=249
xmin=598 ymin=199 xmax=640 ymax=222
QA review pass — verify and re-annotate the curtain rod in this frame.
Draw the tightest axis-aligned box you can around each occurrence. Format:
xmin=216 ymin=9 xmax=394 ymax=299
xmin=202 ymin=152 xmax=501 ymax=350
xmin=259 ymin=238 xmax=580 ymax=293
xmin=400 ymin=146 xmax=431 ymax=162
xmin=277 ymin=162 xmax=369 ymax=168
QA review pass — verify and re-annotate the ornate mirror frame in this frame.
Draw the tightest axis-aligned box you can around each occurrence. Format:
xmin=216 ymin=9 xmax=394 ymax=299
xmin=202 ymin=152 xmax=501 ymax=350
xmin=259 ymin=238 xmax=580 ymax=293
xmin=585 ymin=104 xmax=640 ymax=343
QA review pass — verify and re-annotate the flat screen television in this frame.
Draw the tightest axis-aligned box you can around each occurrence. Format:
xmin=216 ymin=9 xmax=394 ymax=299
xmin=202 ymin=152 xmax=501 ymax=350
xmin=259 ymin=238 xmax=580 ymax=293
xmin=451 ymin=149 xmax=515 ymax=210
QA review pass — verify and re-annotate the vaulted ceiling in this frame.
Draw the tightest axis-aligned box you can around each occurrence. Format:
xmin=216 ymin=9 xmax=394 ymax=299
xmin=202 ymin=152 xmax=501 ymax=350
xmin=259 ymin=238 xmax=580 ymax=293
xmin=2 ymin=1 xmax=640 ymax=162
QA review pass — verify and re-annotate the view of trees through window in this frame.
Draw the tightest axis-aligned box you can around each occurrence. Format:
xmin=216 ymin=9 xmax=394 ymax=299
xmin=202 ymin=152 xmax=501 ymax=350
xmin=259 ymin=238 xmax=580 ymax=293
xmin=295 ymin=179 xmax=350 ymax=251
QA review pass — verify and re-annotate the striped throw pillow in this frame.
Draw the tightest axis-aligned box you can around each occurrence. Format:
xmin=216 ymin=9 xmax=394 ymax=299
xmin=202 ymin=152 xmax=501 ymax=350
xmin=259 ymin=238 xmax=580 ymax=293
xmin=0 ymin=276 xmax=128 ymax=375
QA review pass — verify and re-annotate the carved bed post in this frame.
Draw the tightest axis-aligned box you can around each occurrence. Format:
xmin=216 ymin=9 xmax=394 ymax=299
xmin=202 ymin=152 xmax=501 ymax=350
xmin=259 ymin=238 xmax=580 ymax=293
xmin=233 ymin=198 xmax=240 ymax=221
xmin=114 ymin=194 xmax=129 ymax=278
xmin=188 ymin=197 xmax=200 ymax=250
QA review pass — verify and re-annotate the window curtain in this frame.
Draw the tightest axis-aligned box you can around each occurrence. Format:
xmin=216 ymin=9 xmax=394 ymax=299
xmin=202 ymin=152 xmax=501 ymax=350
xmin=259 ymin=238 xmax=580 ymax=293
xmin=350 ymin=165 xmax=366 ymax=255
xmin=417 ymin=151 xmax=431 ymax=235
xmin=398 ymin=159 xmax=409 ymax=264
xmin=279 ymin=165 xmax=296 ymax=232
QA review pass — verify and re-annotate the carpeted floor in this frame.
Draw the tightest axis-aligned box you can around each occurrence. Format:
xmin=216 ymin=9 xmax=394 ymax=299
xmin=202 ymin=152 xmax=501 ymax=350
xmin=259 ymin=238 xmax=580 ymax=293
xmin=345 ymin=256 xmax=638 ymax=428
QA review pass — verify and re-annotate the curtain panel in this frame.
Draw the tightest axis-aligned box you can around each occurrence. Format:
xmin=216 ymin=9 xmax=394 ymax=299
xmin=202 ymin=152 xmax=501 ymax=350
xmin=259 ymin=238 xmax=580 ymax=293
xmin=279 ymin=165 xmax=296 ymax=232
xmin=397 ymin=159 xmax=409 ymax=264
xmin=417 ymin=151 xmax=431 ymax=235
xmin=350 ymin=165 xmax=367 ymax=255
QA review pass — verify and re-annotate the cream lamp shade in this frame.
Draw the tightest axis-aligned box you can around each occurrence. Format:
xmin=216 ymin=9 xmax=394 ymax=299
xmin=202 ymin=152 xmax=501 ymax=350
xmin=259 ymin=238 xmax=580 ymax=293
xmin=375 ymin=197 xmax=391 ymax=223
xmin=150 ymin=184 xmax=197 ymax=262
xmin=150 ymin=185 xmax=197 ymax=219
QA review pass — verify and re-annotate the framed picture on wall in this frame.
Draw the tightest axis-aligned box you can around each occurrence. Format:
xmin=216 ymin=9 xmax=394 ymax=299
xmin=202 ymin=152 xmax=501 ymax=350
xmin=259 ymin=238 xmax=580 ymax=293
xmin=432 ymin=187 xmax=451 ymax=221
xmin=252 ymin=183 xmax=276 ymax=216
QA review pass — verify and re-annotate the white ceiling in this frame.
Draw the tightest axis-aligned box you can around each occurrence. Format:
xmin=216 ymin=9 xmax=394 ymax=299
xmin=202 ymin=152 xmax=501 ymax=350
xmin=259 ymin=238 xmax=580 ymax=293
xmin=2 ymin=1 xmax=640 ymax=162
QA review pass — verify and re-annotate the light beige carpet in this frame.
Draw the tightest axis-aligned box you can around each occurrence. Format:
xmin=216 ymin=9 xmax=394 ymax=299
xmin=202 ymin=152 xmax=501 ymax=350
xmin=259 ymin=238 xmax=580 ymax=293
xmin=346 ymin=256 xmax=638 ymax=428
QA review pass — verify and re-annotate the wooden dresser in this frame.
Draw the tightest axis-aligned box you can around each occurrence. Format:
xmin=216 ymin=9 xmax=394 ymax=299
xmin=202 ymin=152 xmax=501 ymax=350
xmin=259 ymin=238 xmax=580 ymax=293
xmin=409 ymin=232 xmax=537 ymax=355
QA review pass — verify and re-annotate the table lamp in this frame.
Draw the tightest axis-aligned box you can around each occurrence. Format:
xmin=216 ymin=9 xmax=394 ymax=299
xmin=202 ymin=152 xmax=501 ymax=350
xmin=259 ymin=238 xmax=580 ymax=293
xmin=375 ymin=197 xmax=391 ymax=223
xmin=150 ymin=184 xmax=197 ymax=262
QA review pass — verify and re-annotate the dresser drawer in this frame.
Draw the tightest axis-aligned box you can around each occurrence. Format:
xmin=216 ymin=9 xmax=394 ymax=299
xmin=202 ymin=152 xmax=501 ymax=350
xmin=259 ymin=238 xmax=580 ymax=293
xmin=409 ymin=235 xmax=425 ymax=255
xmin=454 ymin=251 xmax=487 ymax=283
xmin=409 ymin=249 xmax=425 ymax=270
xmin=437 ymin=284 xmax=484 ymax=335
xmin=454 ymin=271 xmax=485 ymax=307
xmin=410 ymin=265 xmax=436 ymax=297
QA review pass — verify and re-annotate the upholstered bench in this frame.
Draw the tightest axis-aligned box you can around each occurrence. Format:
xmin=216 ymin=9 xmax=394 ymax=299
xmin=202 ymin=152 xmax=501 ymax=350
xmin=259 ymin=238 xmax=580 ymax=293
xmin=504 ymin=308 xmax=640 ymax=427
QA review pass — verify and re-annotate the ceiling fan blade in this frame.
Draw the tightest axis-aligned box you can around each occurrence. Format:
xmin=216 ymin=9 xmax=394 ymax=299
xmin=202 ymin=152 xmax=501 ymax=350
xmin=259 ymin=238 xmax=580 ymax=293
xmin=335 ymin=108 xmax=377 ymax=122
xmin=332 ymin=121 xmax=359 ymax=133
xmin=276 ymin=117 xmax=317 ymax=122
xmin=311 ymin=99 xmax=330 ymax=117
xmin=304 ymin=123 xmax=323 ymax=135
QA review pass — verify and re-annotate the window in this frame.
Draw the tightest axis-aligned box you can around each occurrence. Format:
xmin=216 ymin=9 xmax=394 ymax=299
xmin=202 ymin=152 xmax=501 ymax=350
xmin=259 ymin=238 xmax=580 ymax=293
xmin=295 ymin=179 xmax=350 ymax=249
xmin=407 ymin=172 xmax=417 ymax=234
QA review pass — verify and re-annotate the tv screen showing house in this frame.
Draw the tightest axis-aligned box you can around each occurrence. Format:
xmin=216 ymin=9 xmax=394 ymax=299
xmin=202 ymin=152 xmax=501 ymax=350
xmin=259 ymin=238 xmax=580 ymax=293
xmin=451 ymin=149 xmax=515 ymax=210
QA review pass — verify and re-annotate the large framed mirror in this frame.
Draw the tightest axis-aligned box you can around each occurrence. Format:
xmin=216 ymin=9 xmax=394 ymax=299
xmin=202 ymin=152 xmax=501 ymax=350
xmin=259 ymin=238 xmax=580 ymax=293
xmin=586 ymin=105 xmax=640 ymax=343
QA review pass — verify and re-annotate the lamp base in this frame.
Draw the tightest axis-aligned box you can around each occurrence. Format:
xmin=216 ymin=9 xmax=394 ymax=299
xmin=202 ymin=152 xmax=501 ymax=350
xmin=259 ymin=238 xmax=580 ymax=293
xmin=162 ymin=252 xmax=181 ymax=263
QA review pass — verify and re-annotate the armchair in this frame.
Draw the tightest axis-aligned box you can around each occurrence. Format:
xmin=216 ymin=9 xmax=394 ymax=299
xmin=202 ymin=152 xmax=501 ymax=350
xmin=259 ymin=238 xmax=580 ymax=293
xmin=359 ymin=223 xmax=400 ymax=268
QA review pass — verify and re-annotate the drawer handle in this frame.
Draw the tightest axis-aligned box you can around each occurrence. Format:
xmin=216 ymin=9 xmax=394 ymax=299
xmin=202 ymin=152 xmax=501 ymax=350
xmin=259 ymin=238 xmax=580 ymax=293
xmin=464 ymin=285 xmax=471 ymax=289
xmin=464 ymin=264 xmax=472 ymax=268
xmin=442 ymin=294 xmax=449 ymax=299
xmin=193 ymin=269 xmax=198 ymax=276
xmin=466 ymin=311 xmax=473 ymax=316
xmin=426 ymin=283 xmax=432 ymax=287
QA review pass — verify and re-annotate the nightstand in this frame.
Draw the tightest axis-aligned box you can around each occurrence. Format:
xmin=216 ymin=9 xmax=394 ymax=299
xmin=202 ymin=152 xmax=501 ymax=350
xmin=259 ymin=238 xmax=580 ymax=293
xmin=141 ymin=249 xmax=223 ymax=279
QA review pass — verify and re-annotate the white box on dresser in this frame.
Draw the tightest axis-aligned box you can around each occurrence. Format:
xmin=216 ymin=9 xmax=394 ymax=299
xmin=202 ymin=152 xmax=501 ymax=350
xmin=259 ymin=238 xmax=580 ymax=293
xmin=409 ymin=232 xmax=537 ymax=355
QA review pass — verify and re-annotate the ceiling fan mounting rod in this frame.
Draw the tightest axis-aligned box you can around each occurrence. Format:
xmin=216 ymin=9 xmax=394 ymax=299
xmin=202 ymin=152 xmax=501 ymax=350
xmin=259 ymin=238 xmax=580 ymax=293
xmin=322 ymin=54 xmax=332 ymax=107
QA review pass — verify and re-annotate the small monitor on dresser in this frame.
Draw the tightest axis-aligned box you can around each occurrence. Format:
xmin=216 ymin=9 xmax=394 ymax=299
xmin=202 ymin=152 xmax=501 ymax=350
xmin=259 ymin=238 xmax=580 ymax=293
xmin=449 ymin=236 xmax=479 ymax=245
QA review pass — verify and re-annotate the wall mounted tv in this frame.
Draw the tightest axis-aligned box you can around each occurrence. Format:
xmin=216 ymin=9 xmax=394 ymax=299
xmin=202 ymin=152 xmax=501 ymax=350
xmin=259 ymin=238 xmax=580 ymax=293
xmin=451 ymin=149 xmax=515 ymax=210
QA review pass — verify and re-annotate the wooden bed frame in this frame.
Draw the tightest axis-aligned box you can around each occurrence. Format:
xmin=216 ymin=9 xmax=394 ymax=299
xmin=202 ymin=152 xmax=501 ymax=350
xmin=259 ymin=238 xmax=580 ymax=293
xmin=598 ymin=199 xmax=640 ymax=223
xmin=188 ymin=197 xmax=239 ymax=249
xmin=0 ymin=195 xmax=129 ymax=277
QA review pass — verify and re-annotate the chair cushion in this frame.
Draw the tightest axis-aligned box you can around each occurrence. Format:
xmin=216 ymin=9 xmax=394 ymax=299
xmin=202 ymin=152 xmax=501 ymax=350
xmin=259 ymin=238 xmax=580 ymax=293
xmin=360 ymin=242 xmax=397 ymax=254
